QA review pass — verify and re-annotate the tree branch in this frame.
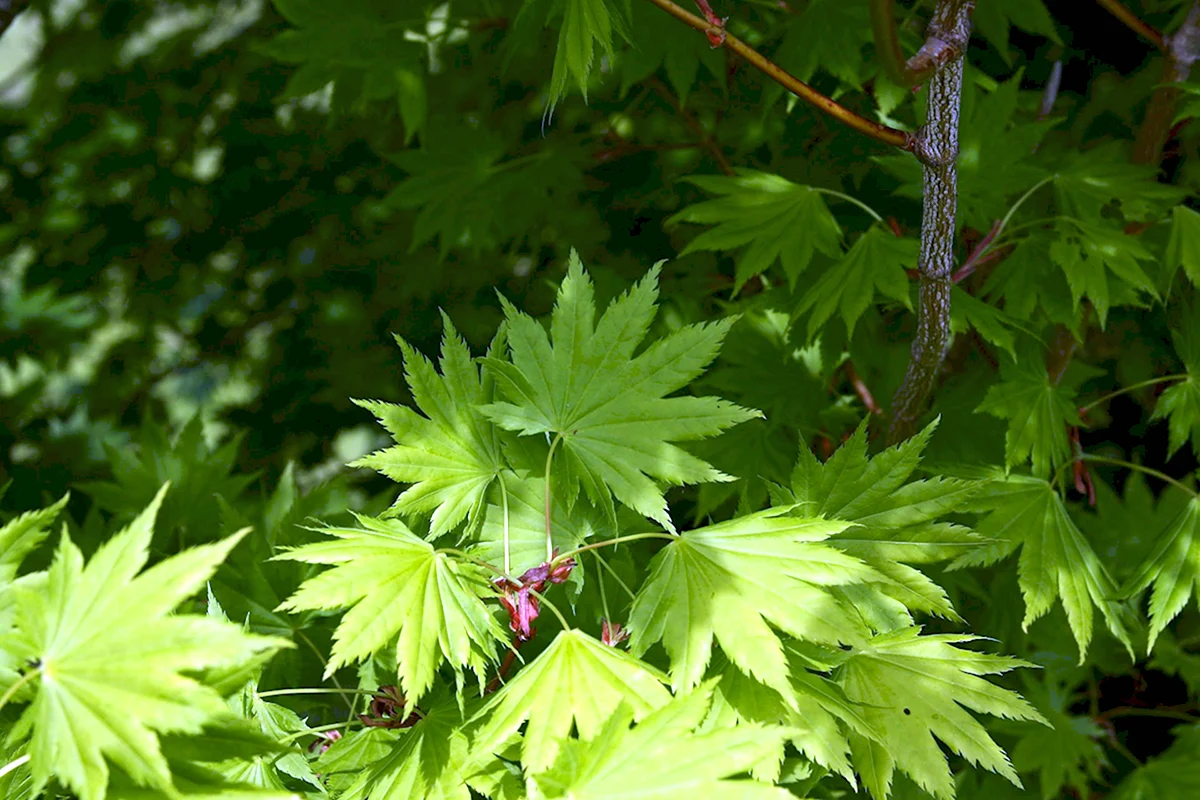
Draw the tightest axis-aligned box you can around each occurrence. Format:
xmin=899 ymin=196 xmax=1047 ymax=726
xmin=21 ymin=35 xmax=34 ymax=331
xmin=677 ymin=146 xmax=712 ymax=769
xmin=643 ymin=0 xmax=913 ymax=149
xmin=1133 ymin=2 xmax=1200 ymax=165
xmin=870 ymin=0 xmax=972 ymax=87
xmin=1096 ymin=0 xmax=1166 ymax=51
xmin=887 ymin=0 xmax=973 ymax=443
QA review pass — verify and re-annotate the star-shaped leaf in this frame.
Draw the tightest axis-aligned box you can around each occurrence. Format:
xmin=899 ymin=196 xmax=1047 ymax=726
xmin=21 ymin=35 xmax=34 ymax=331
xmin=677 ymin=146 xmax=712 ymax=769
xmin=1124 ymin=497 xmax=1200 ymax=653
xmin=4 ymin=485 xmax=288 ymax=800
xmin=793 ymin=225 xmax=917 ymax=340
xmin=839 ymin=627 xmax=1046 ymax=800
xmin=353 ymin=318 xmax=505 ymax=537
xmin=667 ymin=170 xmax=843 ymax=292
xmin=276 ymin=514 xmax=506 ymax=706
xmin=1010 ymin=682 xmax=1106 ymax=800
xmin=0 ymin=495 xmax=67 ymax=587
xmin=480 ymin=253 xmax=759 ymax=531
xmin=530 ymin=681 xmax=790 ymax=800
xmin=470 ymin=629 xmax=671 ymax=774
xmin=950 ymin=474 xmax=1137 ymax=660
xmin=1153 ymin=305 xmax=1200 ymax=456
xmin=1167 ymin=205 xmax=1200 ymax=287
xmin=628 ymin=507 xmax=877 ymax=698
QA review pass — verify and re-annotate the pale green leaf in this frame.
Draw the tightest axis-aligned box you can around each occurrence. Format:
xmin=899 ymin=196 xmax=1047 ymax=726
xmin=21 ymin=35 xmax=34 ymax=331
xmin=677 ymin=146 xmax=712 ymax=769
xmin=627 ymin=507 xmax=875 ymax=698
xmin=840 ymin=627 xmax=1046 ymax=800
xmin=276 ymin=515 xmax=506 ymax=705
xmin=352 ymin=319 xmax=505 ymax=537
xmin=531 ymin=681 xmax=791 ymax=800
xmin=470 ymin=629 xmax=671 ymax=773
xmin=1124 ymin=497 xmax=1200 ymax=653
xmin=1166 ymin=205 xmax=1200 ymax=287
xmin=0 ymin=495 xmax=67 ymax=587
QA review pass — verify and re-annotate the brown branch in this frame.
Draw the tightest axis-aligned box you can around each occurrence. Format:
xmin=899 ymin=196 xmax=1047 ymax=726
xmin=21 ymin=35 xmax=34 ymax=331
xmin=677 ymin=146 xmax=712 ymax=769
xmin=844 ymin=361 xmax=883 ymax=415
xmin=870 ymin=0 xmax=972 ymax=87
xmin=643 ymin=0 xmax=913 ymax=150
xmin=1096 ymin=0 xmax=1167 ymax=51
xmin=1133 ymin=2 xmax=1200 ymax=164
xmin=887 ymin=0 xmax=973 ymax=444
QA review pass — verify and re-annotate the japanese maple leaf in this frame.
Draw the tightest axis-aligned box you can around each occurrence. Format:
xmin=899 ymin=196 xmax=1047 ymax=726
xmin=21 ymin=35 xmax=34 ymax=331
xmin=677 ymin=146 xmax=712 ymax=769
xmin=1124 ymin=497 xmax=1200 ymax=653
xmin=276 ymin=514 xmax=507 ymax=707
xmin=839 ymin=626 xmax=1047 ymax=800
xmin=627 ymin=507 xmax=878 ymax=699
xmin=470 ymin=629 xmax=671 ymax=773
xmin=480 ymin=253 xmax=759 ymax=531
xmin=3 ymin=485 xmax=288 ymax=800
xmin=353 ymin=318 xmax=505 ymax=537
xmin=530 ymin=681 xmax=790 ymax=799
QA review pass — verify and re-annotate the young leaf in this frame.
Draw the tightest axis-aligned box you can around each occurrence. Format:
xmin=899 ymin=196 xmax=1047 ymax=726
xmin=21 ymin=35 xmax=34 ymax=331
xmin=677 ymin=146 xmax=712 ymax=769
xmin=627 ymin=507 xmax=876 ymax=698
xmin=0 ymin=495 xmax=67 ymax=586
xmin=1153 ymin=308 xmax=1200 ymax=456
xmin=530 ymin=681 xmax=791 ymax=799
xmin=353 ymin=319 xmax=505 ymax=537
xmin=840 ymin=627 xmax=1047 ymax=800
xmin=977 ymin=355 xmax=1099 ymax=479
xmin=793 ymin=225 xmax=917 ymax=341
xmin=480 ymin=254 xmax=759 ymax=531
xmin=517 ymin=0 xmax=629 ymax=110
xmin=773 ymin=419 xmax=984 ymax=621
xmin=1124 ymin=497 xmax=1200 ymax=654
xmin=1049 ymin=220 xmax=1157 ymax=327
xmin=951 ymin=475 xmax=1137 ymax=660
xmin=667 ymin=170 xmax=843 ymax=292
xmin=470 ymin=628 xmax=671 ymax=773
xmin=275 ymin=515 xmax=506 ymax=705
xmin=4 ymin=485 xmax=288 ymax=800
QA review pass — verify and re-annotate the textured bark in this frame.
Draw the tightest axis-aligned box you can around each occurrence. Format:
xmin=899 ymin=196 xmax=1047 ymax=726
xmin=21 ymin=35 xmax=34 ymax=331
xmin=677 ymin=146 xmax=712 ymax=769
xmin=1133 ymin=2 xmax=1200 ymax=165
xmin=887 ymin=0 xmax=973 ymax=444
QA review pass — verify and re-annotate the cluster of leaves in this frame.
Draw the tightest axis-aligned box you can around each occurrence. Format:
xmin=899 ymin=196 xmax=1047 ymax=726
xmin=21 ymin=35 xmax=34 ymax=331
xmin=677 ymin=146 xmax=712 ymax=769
xmin=4 ymin=0 xmax=1200 ymax=798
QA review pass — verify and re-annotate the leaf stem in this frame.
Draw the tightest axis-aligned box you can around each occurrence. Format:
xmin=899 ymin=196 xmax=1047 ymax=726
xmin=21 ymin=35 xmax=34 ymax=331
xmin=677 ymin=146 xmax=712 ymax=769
xmin=296 ymin=631 xmax=356 ymax=715
xmin=642 ymin=0 xmax=913 ymax=149
xmin=0 ymin=754 xmax=30 ymax=781
xmin=0 ymin=667 xmax=39 ymax=714
xmin=555 ymin=532 xmax=678 ymax=563
xmin=1078 ymin=374 xmax=1187 ymax=414
xmin=1079 ymin=454 xmax=1198 ymax=497
xmin=256 ymin=687 xmax=380 ymax=699
xmin=810 ymin=187 xmax=884 ymax=222
xmin=545 ymin=433 xmax=564 ymax=563
xmin=1099 ymin=705 xmax=1198 ymax=723
xmin=593 ymin=552 xmax=612 ymax=622
xmin=591 ymin=549 xmax=638 ymax=602
xmin=528 ymin=587 xmax=571 ymax=631
xmin=282 ymin=721 xmax=356 ymax=742
xmin=499 ymin=471 xmax=512 ymax=576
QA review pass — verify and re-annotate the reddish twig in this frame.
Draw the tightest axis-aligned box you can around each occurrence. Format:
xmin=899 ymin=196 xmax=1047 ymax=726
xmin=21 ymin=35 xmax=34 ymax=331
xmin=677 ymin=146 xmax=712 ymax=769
xmin=485 ymin=648 xmax=519 ymax=694
xmin=643 ymin=0 xmax=913 ymax=149
xmin=844 ymin=361 xmax=883 ymax=415
xmin=1096 ymin=0 xmax=1166 ymax=51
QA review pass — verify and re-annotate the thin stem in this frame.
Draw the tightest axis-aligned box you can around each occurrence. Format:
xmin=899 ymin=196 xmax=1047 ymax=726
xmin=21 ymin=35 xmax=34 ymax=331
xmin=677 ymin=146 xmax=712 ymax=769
xmin=296 ymin=631 xmax=355 ymax=716
xmin=1096 ymin=0 xmax=1166 ymax=51
xmin=1078 ymin=374 xmax=1187 ymax=413
xmin=952 ymin=176 xmax=1056 ymax=284
xmin=648 ymin=77 xmax=734 ymax=176
xmin=545 ymin=433 xmax=563 ymax=563
xmin=642 ymin=0 xmax=912 ymax=149
xmin=499 ymin=471 xmax=512 ymax=576
xmin=0 ymin=668 xmax=39 ymax=714
xmin=810 ymin=187 xmax=884 ymax=222
xmin=555 ymin=532 xmax=679 ymax=563
xmin=1108 ymin=735 xmax=1145 ymax=768
xmin=256 ymin=687 xmax=379 ymax=699
xmin=0 ymin=754 xmax=30 ymax=781
xmin=528 ymin=587 xmax=571 ymax=631
xmin=1080 ymin=455 xmax=1198 ymax=497
xmin=593 ymin=552 xmax=612 ymax=622
xmin=436 ymin=548 xmax=506 ymax=577
xmin=283 ymin=721 xmax=356 ymax=742
xmin=1100 ymin=706 xmax=1198 ymax=723
xmin=591 ymin=549 xmax=638 ymax=602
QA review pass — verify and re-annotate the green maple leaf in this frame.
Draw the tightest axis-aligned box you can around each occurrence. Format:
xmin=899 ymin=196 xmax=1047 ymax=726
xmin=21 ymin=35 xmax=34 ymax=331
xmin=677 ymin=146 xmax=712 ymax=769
xmin=667 ymin=170 xmax=843 ymax=292
xmin=1124 ymin=497 xmax=1200 ymax=653
xmin=839 ymin=626 xmax=1046 ymax=800
xmin=0 ymin=495 xmax=67 ymax=587
xmin=951 ymin=474 xmax=1137 ymax=660
xmin=352 ymin=318 xmax=505 ymax=537
xmin=794 ymin=225 xmax=916 ymax=340
xmin=470 ymin=628 xmax=671 ymax=773
xmin=1166 ymin=205 xmax=1200 ymax=287
xmin=977 ymin=354 xmax=1100 ymax=479
xmin=480 ymin=253 xmax=759 ymax=531
xmin=1153 ymin=307 xmax=1200 ymax=456
xmin=1052 ymin=145 xmax=1187 ymax=223
xmin=1112 ymin=725 xmax=1200 ymax=800
xmin=4 ymin=485 xmax=288 ymax=800
xmin=515 ymin=0 xmax=629 ymax=110
xmin=531 ymin=681 xmax=790 ymax=800
xmin=1049 ymin=220 xmax=1157 ymax=326
xmin=627 ymin=507 xmax=877 ymax=698
xmin=1010 ymin=683 xmax=1106 ymax=800
xmin=972 ymin=0 xmax=1060 ymax=57
xmin=771 ymin=419 xmax=985 ymax=622
xmin=776 ymin=0 xmax=872 ymax=89
xmin=617 ymin=1 xmax=723 ymax=104
xmin=950 ymin=287 xmax=1024 ymax=358
xmin=276 ymin=514 xmax=506 ymax=706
